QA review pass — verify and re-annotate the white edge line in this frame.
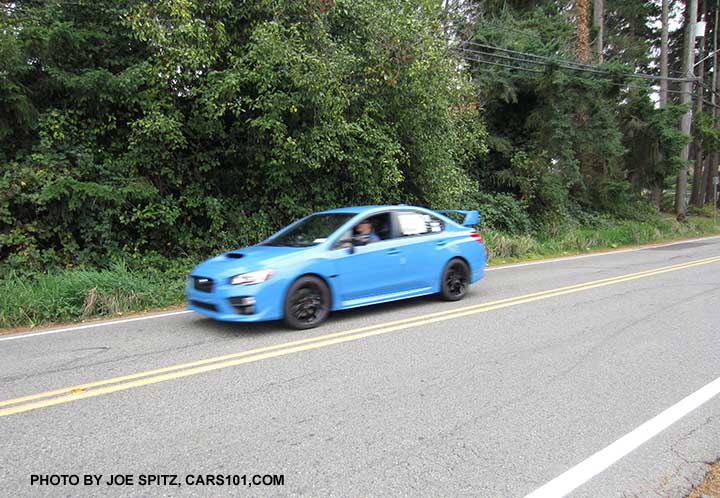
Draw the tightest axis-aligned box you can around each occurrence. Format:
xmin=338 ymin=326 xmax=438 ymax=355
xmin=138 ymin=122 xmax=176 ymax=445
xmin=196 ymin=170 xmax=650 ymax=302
xmin=2 ymin=234 xmax=718 ymax=342
xmin=523 ymin=375 xmax=720 ymax=498
xmin=485 ymin=234 xmax=720 ymax=272
xmin=0 ymin=310 xmax=193 ymax=342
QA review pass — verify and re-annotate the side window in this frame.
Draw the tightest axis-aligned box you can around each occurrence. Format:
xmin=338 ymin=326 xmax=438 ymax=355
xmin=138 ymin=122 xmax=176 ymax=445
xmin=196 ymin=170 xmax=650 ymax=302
xmin=330 ymin=213 xmax=394 ymax=249
xmin=396 ymin=212 xmax=444 ymax=237
xmin=331 ymin=229 xmax=353 ymax=250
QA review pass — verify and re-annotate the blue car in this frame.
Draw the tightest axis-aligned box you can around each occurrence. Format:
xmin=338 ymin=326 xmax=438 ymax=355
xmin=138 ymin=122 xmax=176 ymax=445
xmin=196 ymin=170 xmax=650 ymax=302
xmin=186 ymin=205 xmax=486 ymax=329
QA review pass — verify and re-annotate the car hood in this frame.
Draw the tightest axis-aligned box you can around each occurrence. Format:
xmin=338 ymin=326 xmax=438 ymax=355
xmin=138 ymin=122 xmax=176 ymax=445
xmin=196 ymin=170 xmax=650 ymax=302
xmin=190 ymin=245 xmax=310 ymax=280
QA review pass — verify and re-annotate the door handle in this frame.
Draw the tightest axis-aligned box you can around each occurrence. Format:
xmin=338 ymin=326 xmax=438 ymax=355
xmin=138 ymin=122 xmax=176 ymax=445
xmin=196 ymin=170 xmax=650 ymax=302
xmin=436 ymin=240 xmax=447 ymax=247
xmin=387 ymin=248 xmax=400 ymax=255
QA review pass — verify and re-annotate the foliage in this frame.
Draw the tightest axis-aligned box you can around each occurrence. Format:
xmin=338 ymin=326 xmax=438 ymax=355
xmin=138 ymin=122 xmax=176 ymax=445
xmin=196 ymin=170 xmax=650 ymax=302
xmin=0 ymin=0 xmax=706 ymax=278
xmin=621 ymin=97 xmax=689 ymax=194
xmin=1 ymin=0 xmax=485 ymax=270
xmin=470 ymin=192 xmax=531 ymax=234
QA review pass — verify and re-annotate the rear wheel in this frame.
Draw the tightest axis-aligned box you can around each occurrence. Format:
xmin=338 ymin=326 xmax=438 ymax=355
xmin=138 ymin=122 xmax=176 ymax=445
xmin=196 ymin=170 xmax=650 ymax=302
xmin=440 ymin=258 xmax=470 ymax=301
xmin=283 ymin=276 xmax=330 ymax=329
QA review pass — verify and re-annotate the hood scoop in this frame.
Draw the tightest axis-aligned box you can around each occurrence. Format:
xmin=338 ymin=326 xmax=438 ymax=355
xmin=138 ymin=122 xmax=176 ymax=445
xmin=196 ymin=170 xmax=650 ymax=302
xmin=226 ymin=253 xmax=244 ymax=259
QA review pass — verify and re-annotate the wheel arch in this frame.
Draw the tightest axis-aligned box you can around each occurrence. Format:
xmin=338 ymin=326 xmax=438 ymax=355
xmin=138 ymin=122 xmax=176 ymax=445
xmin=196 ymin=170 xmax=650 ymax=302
xmin=288 ymin=272 xmax=334 ymax=309
xmin=445 ymin=255 xmax=471 ymax=274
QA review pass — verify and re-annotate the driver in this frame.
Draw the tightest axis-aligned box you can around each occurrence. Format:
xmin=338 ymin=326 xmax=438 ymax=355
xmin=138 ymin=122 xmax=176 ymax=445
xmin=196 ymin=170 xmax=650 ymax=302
xmin=354 ymin=219 xmax=380 ymax=243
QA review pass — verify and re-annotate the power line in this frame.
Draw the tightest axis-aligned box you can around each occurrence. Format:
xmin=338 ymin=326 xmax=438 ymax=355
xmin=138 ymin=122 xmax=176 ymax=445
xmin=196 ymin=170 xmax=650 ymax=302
xmin=459 ymin=39 xmax=601 ymax=70
xmin=461 ymin=53 xmax=688 ymax=95
xmin=457 ymin=39 xmax=698 ymax=83
xmin=464 ymin=56 xmax=543 ymax=74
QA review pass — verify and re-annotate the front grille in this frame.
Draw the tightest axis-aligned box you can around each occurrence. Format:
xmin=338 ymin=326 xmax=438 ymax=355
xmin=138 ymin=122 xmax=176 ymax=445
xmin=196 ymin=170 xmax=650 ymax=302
xmin=193 ymin=276 xmax=214 ymax=292
xmin=190 ymin=300 xmax=217 ymax=312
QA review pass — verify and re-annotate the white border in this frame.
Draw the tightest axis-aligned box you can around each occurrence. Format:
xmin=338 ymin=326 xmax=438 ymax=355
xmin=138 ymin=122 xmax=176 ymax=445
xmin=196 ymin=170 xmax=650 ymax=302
xmin=0 ymin=311 xmax=192 ymax=342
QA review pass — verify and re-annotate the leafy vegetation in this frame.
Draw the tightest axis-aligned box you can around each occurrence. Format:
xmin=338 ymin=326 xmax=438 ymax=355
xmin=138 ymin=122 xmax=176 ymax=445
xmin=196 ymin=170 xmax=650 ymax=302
xmin=1 ymin=0 xmax=484 ymax=271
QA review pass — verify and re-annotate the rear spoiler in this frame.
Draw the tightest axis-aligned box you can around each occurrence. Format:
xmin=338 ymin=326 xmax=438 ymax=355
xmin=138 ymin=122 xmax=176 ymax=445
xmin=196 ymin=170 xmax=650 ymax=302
xmin=436 ymin=210 xmax=479 ymax=227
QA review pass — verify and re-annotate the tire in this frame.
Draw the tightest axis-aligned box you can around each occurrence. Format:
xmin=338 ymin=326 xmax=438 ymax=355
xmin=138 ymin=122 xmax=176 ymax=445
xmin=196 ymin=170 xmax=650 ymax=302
xmin=440 ymin=258 xmax=470 ymax=301
xmin=283 ymin=276 xmax=331 ymax=329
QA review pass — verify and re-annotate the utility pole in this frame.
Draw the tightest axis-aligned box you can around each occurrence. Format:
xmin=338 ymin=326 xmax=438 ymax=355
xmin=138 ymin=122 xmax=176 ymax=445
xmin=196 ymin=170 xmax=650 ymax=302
xmin=660 ymin=0 xmax=670 ymax=106
xmin=654 ymin=0 xmax=670 ymax=210
xmin=702 ymin=1 xmax=719 ymax=205
xmin=707 ymin=0 xmax=720 ymax=204
xmin=691 ymin=3 xmax=707 ymax=207
xmin=676 ymin=0 xmax=699 ymax=219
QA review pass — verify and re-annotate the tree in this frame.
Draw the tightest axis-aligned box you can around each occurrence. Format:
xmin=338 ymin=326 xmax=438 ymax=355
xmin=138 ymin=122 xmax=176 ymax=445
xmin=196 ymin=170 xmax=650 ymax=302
xmin=0 ymin=0 xmax=487 ymax=268
xmin=576 ymin=0 xmax=591 ymax=61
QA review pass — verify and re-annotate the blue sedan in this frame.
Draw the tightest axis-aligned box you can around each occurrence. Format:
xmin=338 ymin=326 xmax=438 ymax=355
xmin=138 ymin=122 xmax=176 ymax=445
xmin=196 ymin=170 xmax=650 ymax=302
xmin=186 ymin=205 xmax=486 ymax=329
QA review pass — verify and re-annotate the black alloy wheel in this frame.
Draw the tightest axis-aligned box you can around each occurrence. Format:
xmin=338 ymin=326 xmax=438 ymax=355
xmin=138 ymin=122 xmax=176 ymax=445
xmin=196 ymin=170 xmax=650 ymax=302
xmin=440 ymin=259 xmax=470 ymax=301
xmin=283 ymin=276 xmax=330 ymax=329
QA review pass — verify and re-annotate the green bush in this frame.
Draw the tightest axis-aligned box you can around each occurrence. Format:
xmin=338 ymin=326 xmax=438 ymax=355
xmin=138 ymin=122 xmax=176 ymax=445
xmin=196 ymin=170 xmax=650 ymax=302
xmin=0 ymin=0 xmax=486 ymax=271
xmin=471 ymin=192 xmax=532 ymax=234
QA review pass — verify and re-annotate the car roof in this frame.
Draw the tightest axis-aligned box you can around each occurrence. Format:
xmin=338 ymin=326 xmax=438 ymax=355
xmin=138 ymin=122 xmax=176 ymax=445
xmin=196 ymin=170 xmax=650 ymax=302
xmin=317 ymin=205 xmax=427 ymax=215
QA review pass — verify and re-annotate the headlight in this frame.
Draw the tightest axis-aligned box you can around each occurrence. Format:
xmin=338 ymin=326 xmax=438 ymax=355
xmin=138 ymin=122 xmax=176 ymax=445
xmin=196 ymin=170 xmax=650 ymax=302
xmin=230 ymin=269 xmax=274 ymax=285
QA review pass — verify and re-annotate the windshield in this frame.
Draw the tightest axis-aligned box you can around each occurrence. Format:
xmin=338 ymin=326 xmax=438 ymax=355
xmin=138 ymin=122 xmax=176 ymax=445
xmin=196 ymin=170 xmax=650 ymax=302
xmin=263 ymin=213 xmax=356 ymax=247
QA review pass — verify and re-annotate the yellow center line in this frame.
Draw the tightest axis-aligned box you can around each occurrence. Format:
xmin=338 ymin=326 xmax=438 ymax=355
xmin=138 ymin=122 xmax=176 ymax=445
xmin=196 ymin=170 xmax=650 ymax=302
xmin=1 ymin=255 xmax=719 ymax=417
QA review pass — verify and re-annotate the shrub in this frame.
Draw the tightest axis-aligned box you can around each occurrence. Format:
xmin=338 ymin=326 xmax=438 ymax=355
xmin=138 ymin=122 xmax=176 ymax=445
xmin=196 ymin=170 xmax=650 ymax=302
xmin=470 ymin=192 xmax=532 ymax=234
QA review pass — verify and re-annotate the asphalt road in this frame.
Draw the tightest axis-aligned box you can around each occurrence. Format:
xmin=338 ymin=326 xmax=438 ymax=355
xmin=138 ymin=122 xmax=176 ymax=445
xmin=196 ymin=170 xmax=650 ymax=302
xmin=1 ymin=237 xmax=719 ymax=498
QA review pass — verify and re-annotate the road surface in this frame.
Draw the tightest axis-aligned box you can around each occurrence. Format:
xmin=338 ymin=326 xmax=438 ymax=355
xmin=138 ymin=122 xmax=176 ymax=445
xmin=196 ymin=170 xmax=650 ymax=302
xmin=1 ymin=237 xmax=719 ymax=497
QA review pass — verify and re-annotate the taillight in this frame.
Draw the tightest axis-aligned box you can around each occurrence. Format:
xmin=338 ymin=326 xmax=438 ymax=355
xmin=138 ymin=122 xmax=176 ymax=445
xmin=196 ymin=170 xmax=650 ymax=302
xmin=470 ymin=231 xmax=484 ymax=244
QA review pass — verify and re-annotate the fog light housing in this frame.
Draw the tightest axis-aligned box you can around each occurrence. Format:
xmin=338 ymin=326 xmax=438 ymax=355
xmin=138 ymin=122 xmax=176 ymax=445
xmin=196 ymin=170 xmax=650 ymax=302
xmin=229 ymin=296 xmax=256 ymax=315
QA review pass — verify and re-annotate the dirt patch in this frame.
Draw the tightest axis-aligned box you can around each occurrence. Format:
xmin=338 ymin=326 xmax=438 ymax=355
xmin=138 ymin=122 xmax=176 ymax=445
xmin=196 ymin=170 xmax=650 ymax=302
xmin=688 ymin=461 xmax=720 ymax=498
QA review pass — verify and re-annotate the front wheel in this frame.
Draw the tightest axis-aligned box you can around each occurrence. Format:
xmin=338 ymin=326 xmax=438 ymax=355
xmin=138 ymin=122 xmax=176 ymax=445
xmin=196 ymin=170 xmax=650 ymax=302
xmin=283 ymin=276 xmax=331 ymax=329
xmin=440 ymin=259 xmax=470 ymax=301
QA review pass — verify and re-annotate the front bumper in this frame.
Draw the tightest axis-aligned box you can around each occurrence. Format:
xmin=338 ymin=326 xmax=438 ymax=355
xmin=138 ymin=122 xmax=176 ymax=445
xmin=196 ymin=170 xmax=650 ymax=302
xmin=185 ymin=276 xmax=285 ymax=323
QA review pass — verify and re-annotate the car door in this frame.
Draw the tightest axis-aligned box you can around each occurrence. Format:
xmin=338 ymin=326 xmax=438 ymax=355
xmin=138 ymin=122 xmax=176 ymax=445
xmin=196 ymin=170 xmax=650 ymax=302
xmin=391 ymin=210 xmax=448 ymax=291
xmin=328 ymin=214 xmax=410 ymax=307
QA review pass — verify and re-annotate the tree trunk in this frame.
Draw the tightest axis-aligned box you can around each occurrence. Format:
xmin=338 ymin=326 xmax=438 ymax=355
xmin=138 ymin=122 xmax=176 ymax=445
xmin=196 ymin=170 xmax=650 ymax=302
xmin=593 ymin=0 xmax=604 ymax=63
xmin=676 ymin=0 xmax=698 ymax=219
xmin=576 ymin=0 xmax=591 ymax=61
xmin=691 ymin=0 xmax=707 ymax=208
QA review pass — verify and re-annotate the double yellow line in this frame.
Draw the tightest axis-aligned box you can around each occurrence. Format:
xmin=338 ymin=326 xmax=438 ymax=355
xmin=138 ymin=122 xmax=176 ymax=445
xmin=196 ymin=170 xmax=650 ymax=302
xmin=2 ymin=255 xmax=720 ymax=418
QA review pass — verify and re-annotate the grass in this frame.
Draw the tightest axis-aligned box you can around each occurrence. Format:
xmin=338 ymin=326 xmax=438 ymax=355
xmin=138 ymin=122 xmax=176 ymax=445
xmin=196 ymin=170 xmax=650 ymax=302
xmin=0 ymin=214 xmax=718 ymax=331
xmin=484 ymin=214 xmax=719 ymax=264
xmin=0 ymin=260 xmax=193 ymax=330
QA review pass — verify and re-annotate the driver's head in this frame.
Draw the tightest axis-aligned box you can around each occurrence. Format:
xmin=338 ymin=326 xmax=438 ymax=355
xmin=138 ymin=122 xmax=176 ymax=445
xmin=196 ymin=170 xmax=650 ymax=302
xmin=356 ymin=219 xmax=373 ymax=234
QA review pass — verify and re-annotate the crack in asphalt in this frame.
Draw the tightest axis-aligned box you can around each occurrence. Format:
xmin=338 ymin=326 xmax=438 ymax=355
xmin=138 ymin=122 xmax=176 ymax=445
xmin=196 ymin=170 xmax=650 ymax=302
xmin=0 ymin=340 xmax=219 ymax=383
